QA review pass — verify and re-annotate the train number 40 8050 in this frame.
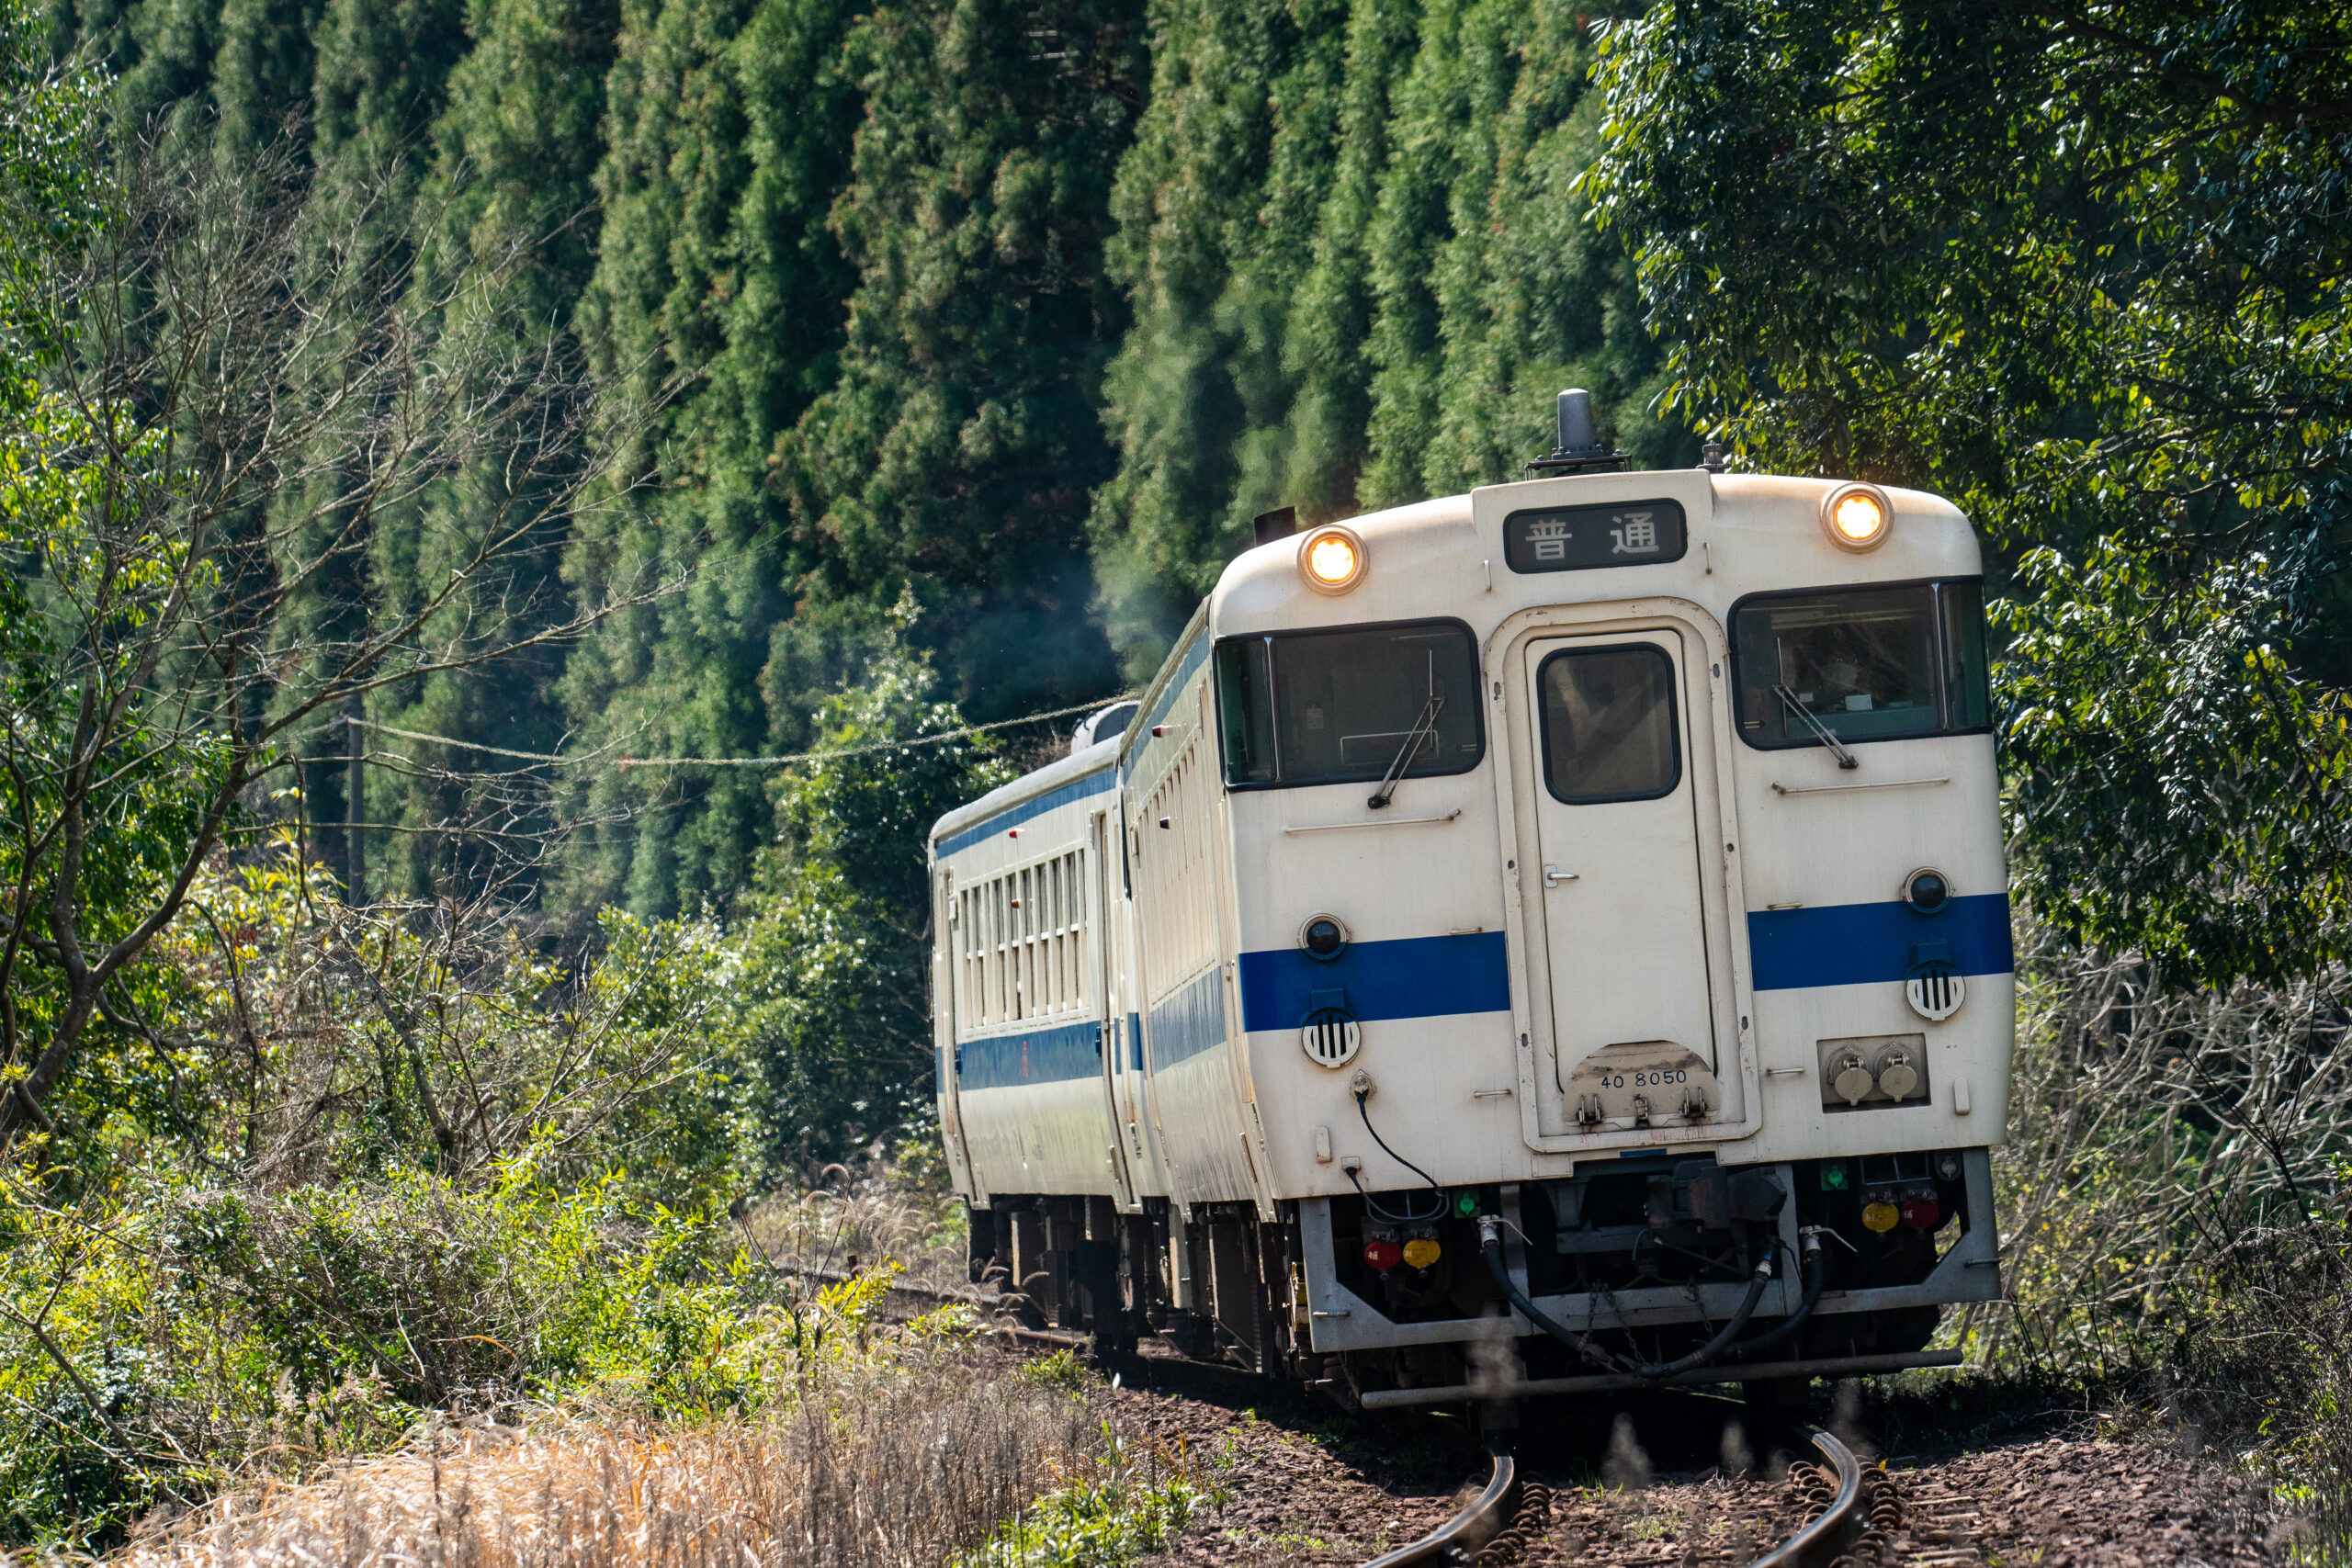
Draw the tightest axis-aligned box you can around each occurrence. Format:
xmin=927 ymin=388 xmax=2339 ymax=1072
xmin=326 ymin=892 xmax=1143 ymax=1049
xmin=1598 ymin=1069 xmax=1690 ymax=1089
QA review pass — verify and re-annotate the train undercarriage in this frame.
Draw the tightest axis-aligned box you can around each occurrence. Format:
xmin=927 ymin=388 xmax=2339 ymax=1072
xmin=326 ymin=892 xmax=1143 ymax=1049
xmin=967 ymin=1149 xmax=1997 ymax=1411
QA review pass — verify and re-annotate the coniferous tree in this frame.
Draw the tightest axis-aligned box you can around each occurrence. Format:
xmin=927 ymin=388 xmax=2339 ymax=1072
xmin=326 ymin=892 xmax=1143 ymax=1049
xmin=1089 ymin=0 xmax=1679 ymax=672
xmin=1086 ymin=0 xmax=1369 ymax=676
xmin=1363 ymin=0 xmax=1681 ymax=498
xmin=554 ymin=0 xmax=861 ymax=921
xmin=357 ymin=0 xmax=620 ymax=901
xmin=769 ymin=0 xmax=1142 ymax=711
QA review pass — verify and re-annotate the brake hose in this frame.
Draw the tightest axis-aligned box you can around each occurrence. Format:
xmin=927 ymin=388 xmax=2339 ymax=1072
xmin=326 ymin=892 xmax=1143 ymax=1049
xmin=1629 ymin=1235 xmax=1777 ymax=1379
xmin=1476 ymin=1217 xmax=1626 ymax=1371
xmin=1724 ymin=1226 xmax=1827 ymax=1360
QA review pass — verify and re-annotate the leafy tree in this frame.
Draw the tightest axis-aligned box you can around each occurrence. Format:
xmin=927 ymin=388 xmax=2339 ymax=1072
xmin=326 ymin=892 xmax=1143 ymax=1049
xmin=1582 ymin=0 xmax=2352 ymax=985
xmin=730 ymin=609 xmax=1012 ymax=1160
xmin=0 ymin=118 xmax=661 ymax=1145
xmin=1 ymin=0 xmax=104 ymax=389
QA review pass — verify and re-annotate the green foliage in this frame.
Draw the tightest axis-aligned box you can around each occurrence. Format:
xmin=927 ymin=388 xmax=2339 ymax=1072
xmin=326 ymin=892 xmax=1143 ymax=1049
xmin=0 ymin=0 xmax=106 ymax=389
xmin=554 ymin=0 xmax=862 ymax=921
xmin=769 ymin=0 xmax=1139 ymax=708
xmin=732 ymin=612 xmax=1014 ymax=1158
xmin=1018 ymin=1347 xmax=1086 ymax=1393
xmin=956 ymin=1430 xmax=1216 ymax=1568
xmin=2001 ymin=544 xmax=2352 ymax=985
xmin=1582 ymin=0 xmax=2352 ymax=984
xmin=1091 ymin=0 xmax=1684 ymax=675
xmin=0 ymin=1150 xmax=918 ymax=1545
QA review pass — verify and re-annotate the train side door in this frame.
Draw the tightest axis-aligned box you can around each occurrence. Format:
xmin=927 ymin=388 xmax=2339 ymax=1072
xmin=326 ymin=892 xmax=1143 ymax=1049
xmin=1521 ymin=628 xmax=1722 ymax=1104
xmin=933 ymin=866 xmax=976 ymax=1192
xmin=1092 ymin=811 xmax=1138 ymax=1207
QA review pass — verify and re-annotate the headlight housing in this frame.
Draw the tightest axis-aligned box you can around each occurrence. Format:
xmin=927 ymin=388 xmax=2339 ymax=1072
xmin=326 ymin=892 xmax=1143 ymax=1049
xmin=1297 ymin=525 xmax=1367 ymax=593
xmin=1820 ymin=481 xmax=1893 ymax=551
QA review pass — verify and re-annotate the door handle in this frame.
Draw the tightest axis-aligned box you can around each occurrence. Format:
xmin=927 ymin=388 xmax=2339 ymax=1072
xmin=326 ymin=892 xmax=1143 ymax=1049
xmin=1543 ymin=864 xmax=1578 ymax=887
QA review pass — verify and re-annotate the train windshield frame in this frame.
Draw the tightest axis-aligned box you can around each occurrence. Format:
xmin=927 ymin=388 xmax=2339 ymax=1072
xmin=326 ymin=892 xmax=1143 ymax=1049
xmin=1729 ymin=577 xmax=1992 ymax=750
xmin=1215 ymin=618 xmax=1486 ymax=790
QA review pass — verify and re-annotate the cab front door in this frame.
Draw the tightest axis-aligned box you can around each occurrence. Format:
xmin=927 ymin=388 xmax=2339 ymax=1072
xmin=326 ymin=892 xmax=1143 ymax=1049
xmin=1521 ymin=628 xmax=1721 ymax=1119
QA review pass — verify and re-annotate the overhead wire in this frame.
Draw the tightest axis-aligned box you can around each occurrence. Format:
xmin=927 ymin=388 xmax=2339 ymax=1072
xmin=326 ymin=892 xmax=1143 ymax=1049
xmin=340 ymin=694 xmax=1137 ymax=773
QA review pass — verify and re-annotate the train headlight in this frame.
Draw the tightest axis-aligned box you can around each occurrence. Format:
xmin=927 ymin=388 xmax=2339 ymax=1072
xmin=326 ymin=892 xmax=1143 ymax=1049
xmin=1820 ymin=482 xmax=1893 ymax=551
xmin=1299 ymin=525 xmax=1367 ymax=593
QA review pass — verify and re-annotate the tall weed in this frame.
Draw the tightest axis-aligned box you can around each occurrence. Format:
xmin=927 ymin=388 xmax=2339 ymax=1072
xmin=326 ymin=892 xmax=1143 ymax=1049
xmin=1977 ymin=917 xmax=2352 ymax=1553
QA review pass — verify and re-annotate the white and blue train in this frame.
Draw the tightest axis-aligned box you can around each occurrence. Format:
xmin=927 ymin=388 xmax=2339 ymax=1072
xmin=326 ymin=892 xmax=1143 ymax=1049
xmin=929 ymin=392 xmax=2010 ymax=1410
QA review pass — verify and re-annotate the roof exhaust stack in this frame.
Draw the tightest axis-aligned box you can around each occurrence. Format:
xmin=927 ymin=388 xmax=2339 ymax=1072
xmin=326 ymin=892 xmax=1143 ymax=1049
xmin=1527 ymin=387 xmax=1629 ymax=476
xmin=1252 ymin=505 xmax=1297 ymax=547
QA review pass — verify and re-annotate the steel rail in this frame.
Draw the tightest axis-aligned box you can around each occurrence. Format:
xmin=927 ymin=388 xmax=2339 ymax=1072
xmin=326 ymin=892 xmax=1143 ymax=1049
xmin=1747 ymin=1429 xmax=1863 ymax=1568
xmin=1358 ymin=1444 xmax=1516 ymax=1568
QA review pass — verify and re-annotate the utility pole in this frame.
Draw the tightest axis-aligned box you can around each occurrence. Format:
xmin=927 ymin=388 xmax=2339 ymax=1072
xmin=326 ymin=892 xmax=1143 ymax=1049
xmin=345 ymin=693 xmax=366 ymax=907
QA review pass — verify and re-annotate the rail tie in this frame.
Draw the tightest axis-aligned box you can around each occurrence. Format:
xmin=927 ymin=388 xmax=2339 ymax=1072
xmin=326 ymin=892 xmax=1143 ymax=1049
xmin=1358 ymin=1443 xmax=1516 ymax=1568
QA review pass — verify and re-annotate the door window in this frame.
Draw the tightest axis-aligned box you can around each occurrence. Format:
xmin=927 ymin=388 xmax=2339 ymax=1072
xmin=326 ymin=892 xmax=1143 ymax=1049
xmin=1536 ymin=645 xmax=1682 ymax=804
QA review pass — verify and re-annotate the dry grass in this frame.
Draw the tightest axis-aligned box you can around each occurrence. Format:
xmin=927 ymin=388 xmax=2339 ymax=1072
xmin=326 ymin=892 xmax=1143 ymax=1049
xmin=1971 ymin=916 xmax=2352 ymax=1557
xmin=740 ymin=1150 xmax=971 ymax=1298
xmin=105 ymin=1348 xmax=1090 ymax=1568
xmin=1981 ymin=918 xmax=2352 ymax=1371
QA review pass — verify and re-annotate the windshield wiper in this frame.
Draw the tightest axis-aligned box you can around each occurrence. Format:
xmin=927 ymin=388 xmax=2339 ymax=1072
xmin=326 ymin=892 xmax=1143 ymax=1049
xmin=1774 ymin=683 xmax=1858 ymax=770
xmin=1367 ymin=694 xmax=1443 ymax=808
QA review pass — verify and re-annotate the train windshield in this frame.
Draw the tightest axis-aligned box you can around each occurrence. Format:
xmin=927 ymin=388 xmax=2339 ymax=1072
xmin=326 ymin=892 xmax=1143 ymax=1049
xmin=1216 ymin=619 xmax=1485 ymax=788
xmin=1731 ymin=579 xmax=1991 ymax=749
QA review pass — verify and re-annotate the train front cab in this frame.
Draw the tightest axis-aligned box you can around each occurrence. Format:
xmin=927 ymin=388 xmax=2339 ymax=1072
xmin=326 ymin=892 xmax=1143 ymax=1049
xmin=1227 ymin=470 xmax=2013 ymax=1404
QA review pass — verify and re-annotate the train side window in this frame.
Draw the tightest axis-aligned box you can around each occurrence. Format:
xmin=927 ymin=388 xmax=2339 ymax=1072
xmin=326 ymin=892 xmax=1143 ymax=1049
xmin=1730 ymin=578 xmax=1991 ymax=750
xmin=1214 ymin=619 xmax=1484 ymax=789
xmin=1939 ymin=579 xmax=1992 ymax=731
xmin=1536 ymin=645 xmax=1682 ymax=804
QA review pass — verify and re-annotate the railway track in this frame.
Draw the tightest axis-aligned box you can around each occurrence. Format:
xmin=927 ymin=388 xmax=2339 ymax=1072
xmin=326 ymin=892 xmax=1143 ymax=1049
xmin=1351 ymin=1429 xmax=1892 ymax=1568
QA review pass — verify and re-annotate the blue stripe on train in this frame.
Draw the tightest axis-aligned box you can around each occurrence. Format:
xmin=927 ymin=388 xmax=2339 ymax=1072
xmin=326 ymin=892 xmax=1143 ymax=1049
xmin=955 ymin=1019 xmax=1103 ymax=1089
xmin=1237 ymin=931 xmax=1510 ymax=1032
xmin=1747 ymin=894 xmax=2013 ymax=991
xmin=1147 ymin=967 xmax=1226 ymax=1066
xmin=933 ymin=768 xmax=1116 ymax=858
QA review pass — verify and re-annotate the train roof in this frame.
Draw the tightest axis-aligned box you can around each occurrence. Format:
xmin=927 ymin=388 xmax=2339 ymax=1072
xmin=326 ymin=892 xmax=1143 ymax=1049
xmin=928 ymin=731 xmax=1120 ymax=860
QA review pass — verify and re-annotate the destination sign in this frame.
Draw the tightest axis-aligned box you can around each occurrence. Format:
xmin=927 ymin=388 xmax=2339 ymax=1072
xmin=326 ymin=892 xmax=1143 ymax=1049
xmin=1503 ymin=498 xmax=1688 ymax=573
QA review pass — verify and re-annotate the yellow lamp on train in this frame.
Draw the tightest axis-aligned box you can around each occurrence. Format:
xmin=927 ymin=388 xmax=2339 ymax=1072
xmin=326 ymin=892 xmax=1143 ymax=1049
xmin=1299 ymin=525 xmax=1368 ymax=593
xmin=1820 ymin=481 xmax=1893 ymax=551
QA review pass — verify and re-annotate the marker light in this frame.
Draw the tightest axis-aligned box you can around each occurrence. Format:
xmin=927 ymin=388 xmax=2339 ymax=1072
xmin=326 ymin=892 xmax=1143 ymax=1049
xmin=1861 ymin=1200 xmax=1902 ymax=1234
xmin=1820 ymin=482 xmax=1893 ymax=551
xmin=1363 ymin=1232 xmax=1402 ymax=1271
xmin=1400 ymin=1235 xmax=1442 ymax=1270
xmin=1900 ymin=1197 xmax=1941 ymax=1231
xmin=1904 ymin=867 xmax=1952 ymax=916
xmin=1298 ymin=525 xmax=1367 ymax=594
xmin=1300 ymin=914 xmax=1349 ymax=961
